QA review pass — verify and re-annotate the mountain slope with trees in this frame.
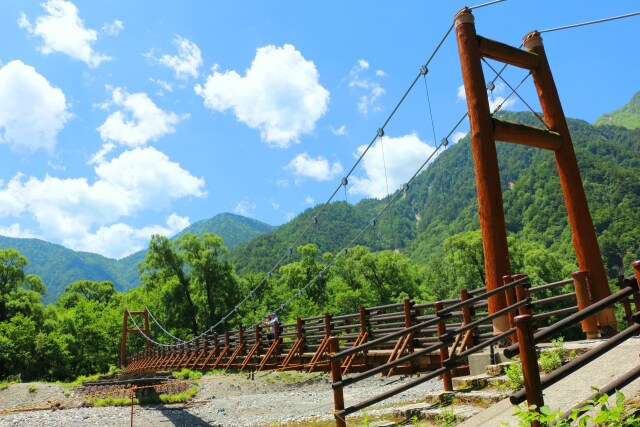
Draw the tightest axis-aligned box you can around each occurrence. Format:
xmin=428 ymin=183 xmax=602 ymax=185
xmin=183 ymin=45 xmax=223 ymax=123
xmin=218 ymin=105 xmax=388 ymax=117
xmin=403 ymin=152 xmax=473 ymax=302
xmin=229 ymin=111 xmax=640 ymax=281
xmin=0 ymin=213 xmax=273 ymax=303
xmin=595 ymin=91 xmax=640 ymax=130
xmin=1 ymin=101 xmax=639 ymax=384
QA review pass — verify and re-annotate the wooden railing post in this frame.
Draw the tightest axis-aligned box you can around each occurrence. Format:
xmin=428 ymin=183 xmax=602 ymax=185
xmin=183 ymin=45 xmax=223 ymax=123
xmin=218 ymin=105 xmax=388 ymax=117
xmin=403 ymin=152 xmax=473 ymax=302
xmin=273 ymin=321 xmax=281 ymax=353
xmin=297 ymin=317 xmax=305 ymax=355
xmin=458 ymin=289 xmax=476 ymax=353
xmin=403 ymin=299 xmax=414 ymax=354
xmin=503 ymin=275 xmax=518 ymax=343
xmin=617 ymin=274 xmax=634 ymax=327
xmin=143 ymin=307 xmax=150 ymax=351
xmin=435 ymin=302 xmax=453 ymax=392
xmin=515 ymin=314 xmax=543 ymax=427
xmin=329 ymin=337 xmax=346 ymax=427
xmin=572 ymin=271 xmax=599 ymax=339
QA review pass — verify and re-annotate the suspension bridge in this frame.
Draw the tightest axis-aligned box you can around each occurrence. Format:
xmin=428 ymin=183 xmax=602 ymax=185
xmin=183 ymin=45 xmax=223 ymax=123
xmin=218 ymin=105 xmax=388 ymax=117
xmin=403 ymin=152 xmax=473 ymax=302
xmin=7 ymin=3 xmax=640 ymax=426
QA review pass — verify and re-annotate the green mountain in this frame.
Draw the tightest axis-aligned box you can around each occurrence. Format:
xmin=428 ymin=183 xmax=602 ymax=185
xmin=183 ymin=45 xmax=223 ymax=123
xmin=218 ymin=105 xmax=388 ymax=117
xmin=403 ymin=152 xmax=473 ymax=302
xmin=230 ymin=111 xmax=640 ymax=280
xmin=0 ymin=213 xmax=273 ymax=303
xmin=174 ymin=213 xmax=274 ymax=248
xmin=595 ymin=91 xmax=640 ymax=129
xmin=3 ymin=104 xmax=640 ymax=304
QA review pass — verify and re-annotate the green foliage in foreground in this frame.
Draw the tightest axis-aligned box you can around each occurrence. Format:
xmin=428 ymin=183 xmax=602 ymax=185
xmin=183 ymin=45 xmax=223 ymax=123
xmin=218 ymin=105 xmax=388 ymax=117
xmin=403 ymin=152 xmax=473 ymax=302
xmin=172 ymin=369 xmax=203 ymax=381
xmin=512 ymin=391 xmax=640 ymax=426
xmin=89 ymin=386 xmax=198 ymax=407
xmin=505 ymin=338 xmax=570 ymax=390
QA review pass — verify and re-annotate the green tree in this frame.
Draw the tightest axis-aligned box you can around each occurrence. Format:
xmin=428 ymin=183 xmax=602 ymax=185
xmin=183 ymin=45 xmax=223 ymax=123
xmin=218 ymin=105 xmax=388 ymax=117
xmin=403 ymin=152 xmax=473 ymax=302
xmin=140 ymin=235 xmax=198 ymax=335
xmin=64 ymin=280 xmax=116 ymax=303
xmin=0 ymin=248 xmax=46 ymax=322
xmin=179 ymin=233 xmax=240 ymax=329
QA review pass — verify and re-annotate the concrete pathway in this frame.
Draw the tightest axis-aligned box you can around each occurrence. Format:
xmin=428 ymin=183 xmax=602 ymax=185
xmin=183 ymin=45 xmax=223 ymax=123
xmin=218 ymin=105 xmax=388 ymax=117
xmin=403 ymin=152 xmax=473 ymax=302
xmin=458 ymin=337 xmax=640 ymax=427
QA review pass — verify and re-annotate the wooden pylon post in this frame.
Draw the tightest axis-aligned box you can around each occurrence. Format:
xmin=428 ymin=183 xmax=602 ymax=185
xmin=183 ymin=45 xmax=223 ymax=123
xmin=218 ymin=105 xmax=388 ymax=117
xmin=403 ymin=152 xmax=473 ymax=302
xmin=120 ymin=307 xmax=129 ymax=368
xmin=454 ymin=7 xmax=511 ymax=335
xmin=523 ymin=31 xmax=616 ymax=333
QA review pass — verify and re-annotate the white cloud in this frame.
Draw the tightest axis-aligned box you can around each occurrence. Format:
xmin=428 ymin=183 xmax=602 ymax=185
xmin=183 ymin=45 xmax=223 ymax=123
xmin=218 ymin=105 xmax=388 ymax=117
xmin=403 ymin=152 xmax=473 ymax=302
xmin=158 ymin=36 xmax=202 ymax=80
xmin=19 ymin=0 xmax=111 ymax=67
xmin=195 ymin=44 xmax=329 ymax=148
xmin=102 ymin=19 xmax=124 ymax=36
xmin=149 ymin=78 xmax=173 ymax=93
xmin=349 ymin=133 xmax=435 ymax=198
xmin=0 ymin=224 xmax=37 ymax=239
xmin=348 ymin=60 xmax=385 ymax=114
xmin=234 ymin=200 xmax=256 ymax=217
xmin=331 ymin=124 xmax=347 ymax=136
xmin=305 ymin=196 xmax=315 ymax=205
xmin=456 ymin=82 xmax=517 ymax=112
xmin=0 ymin=147 xmax=205 ymax=257
xmin=0 ymin=60 xmax=70 ymax=151
xmin=97 ymin=87 xmax=184 ymax=147
xmin=285 ymin=153 xmax=343 ymax=182
xmin=88 ymin=143 xmax=115 ymax=165
xmin=64 ymin=214 xmax=189 ymax=259
xmin=452 ymin=131 xmax=468 ymax=144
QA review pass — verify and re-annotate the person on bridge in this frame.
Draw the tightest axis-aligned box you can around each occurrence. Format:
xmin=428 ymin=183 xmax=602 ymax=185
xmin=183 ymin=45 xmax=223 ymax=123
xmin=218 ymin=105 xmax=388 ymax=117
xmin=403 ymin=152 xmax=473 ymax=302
xmin=264 ymin=311 xmax=279 ymax=343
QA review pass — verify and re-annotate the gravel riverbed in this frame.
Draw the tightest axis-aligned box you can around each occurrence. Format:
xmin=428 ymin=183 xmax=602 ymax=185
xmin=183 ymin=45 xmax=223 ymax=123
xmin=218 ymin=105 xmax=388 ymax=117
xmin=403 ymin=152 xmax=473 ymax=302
xmin=0 ymin=371 xmax=444 ymax=426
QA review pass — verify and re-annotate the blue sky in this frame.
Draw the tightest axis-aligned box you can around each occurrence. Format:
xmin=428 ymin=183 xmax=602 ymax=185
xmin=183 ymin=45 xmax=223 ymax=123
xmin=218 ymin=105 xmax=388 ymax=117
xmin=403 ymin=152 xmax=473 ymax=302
xmin=0 ymin=1 xmax=638 ymax=259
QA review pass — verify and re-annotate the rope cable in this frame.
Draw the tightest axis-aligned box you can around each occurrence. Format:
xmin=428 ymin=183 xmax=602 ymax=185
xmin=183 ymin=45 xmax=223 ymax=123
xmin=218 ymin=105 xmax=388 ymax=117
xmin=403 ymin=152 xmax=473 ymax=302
xmin=481 ymin=59 xmax=546 ymax=127
xmin=539 ymin=11 xmax=640 ymax=34
xmin=145 ymin=306 xmax=185 ymax=343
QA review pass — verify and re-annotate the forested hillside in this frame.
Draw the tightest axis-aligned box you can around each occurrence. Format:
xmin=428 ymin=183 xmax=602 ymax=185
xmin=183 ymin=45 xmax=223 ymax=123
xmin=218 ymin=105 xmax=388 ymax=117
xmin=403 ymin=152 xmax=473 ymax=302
xmin=230 ymin=110 xmax=640 ymax=281
xmin=0 ymin=213 xmax=273 ymax=303
xmin=595 ymin=91 xmax=640 ymax=129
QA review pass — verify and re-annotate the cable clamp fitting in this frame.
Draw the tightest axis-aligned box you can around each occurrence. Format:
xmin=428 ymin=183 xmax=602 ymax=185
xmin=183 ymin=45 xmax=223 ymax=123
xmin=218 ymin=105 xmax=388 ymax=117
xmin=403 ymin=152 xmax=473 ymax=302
xmin=420 ymin=65 xmax=428 ymax=76
xmin=377 ymin=128 xmax=384 ymax=138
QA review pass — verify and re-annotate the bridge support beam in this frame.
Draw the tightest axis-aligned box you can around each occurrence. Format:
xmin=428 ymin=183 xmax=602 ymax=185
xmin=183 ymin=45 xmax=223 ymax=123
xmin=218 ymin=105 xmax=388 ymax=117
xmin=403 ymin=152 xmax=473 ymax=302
xmin=454 ymin=7 xmax=510 ymax=335
xmin=523 ymin=31 xmax=616 ymax=332
xmin=454 ymin=7 xmax=616 ymax=335
xmin=119 ymin=307 xmax=150 ymax=368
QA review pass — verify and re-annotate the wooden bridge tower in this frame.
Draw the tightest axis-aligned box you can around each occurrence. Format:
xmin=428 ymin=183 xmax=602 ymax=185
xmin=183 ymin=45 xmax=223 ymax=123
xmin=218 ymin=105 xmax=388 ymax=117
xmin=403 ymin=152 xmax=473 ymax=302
xmin=453 ymin=7 xmax=616 ymax=335
xmin=119 ymin=307 xmax=150 ymax=368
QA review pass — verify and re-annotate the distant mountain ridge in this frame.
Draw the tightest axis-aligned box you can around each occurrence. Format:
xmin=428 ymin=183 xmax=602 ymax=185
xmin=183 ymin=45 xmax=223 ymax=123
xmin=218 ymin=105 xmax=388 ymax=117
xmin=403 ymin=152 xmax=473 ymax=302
xmin=595 ymin=91 xmax=640 ymax=129
xmin=0 ymin=213 xmax=273 ymax=303
xmin=3 ymin=95 xmax=640 ymax=305
xmin=228 ymin=110 xmax=640 ymax=281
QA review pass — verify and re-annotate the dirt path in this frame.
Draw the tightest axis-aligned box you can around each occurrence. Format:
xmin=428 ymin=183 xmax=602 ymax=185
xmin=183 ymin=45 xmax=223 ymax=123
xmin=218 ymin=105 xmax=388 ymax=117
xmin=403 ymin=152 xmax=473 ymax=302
xmin=0 ymin=371 xmax=443 ymax=426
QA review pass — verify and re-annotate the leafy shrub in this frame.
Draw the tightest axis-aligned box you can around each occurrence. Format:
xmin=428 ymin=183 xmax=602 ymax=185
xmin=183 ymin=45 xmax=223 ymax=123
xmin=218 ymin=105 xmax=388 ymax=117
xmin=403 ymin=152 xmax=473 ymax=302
xmin=505 ymin=356 xmax=524 ymax=390
xmin=512 ymin=391 xmax=640 ymax=426
xmin=172 ymin=369 xmax=202 ymax=381
xmin=539 ymin=338 xmax=565 ymax=374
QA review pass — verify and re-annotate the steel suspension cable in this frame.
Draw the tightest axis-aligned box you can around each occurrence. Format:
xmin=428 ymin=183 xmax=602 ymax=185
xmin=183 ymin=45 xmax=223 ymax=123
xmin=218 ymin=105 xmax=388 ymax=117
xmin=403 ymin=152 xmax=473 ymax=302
xmin=145 ymin=306 xmax=185 ymax=343
xmin=539 ymin=11 xmax=640 ymax=34
xmin=140 ymin=0 xmax=508 ymax=349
